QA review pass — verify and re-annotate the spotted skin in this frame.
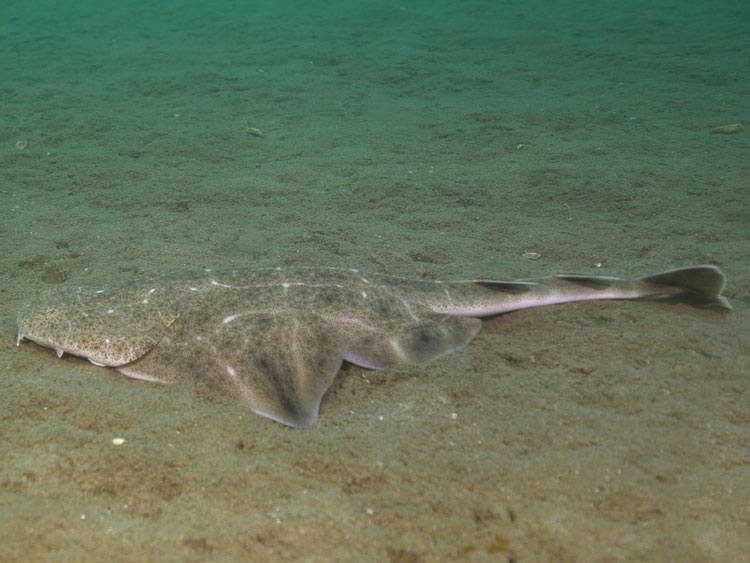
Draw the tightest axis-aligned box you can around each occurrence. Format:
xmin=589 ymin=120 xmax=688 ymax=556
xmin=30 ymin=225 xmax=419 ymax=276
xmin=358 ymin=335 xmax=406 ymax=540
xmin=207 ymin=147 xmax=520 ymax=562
xmin=16 ymin=265 xmax=730 ymax=427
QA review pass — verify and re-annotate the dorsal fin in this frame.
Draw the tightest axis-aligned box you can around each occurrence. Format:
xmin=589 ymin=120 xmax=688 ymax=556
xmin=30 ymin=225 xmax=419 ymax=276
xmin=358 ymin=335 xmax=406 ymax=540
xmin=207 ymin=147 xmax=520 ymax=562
xmin=474 ymin=280 xmax=536 ymax=293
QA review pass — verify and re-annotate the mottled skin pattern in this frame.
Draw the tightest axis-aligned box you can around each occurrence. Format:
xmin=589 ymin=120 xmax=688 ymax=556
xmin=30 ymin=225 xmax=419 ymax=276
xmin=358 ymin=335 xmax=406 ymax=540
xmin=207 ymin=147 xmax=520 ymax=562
xmin=16 ymin=265 xmax=730 ymax=427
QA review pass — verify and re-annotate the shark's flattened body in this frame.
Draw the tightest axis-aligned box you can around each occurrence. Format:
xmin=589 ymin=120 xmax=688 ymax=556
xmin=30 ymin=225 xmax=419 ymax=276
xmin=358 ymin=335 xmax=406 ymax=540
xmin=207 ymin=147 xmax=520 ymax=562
xmin=16 ymin=265 xmax=731 ymax=427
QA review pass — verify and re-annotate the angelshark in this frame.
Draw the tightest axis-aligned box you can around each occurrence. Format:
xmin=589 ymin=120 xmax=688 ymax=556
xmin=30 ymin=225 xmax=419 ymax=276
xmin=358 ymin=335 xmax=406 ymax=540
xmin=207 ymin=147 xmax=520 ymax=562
xmin=16 ymin=265 xmax=731 ymax=427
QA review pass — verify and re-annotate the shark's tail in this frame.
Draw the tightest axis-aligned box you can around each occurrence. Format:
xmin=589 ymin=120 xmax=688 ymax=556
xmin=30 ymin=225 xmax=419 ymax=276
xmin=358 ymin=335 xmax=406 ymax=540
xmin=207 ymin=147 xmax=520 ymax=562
xmin=557 ymin=265 xmax=732 ymax=310
xmin=435 ymin=264 xmax=732 ymax=317
xmin=636 ymin=265 xmax=732 ymax=310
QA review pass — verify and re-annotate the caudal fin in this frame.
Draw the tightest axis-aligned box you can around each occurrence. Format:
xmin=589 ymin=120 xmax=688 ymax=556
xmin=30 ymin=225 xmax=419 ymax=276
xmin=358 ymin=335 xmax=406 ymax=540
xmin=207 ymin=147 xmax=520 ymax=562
xmin=639 ymin=265 xmax=732 ymax=310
